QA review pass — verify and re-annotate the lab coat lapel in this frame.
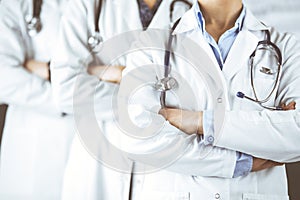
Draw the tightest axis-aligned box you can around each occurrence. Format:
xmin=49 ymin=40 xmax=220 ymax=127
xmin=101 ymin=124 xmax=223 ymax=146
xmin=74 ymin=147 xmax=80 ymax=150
xmin=113 ymin=0 xmax=143 ymax=30
xmin=148 ymin=0 xmax=171 ymax=29
xmin=173 ymin=7 xmax=221 ymax=70
xmin=173 ymin=8 xmax=226 ymax=86
xmin=222 ymin=8 xmax=269 ymax=79
xmin=222 ymin=30 xmax=259 ymax=79
xmin=188 ymin=31 xmax=222 ymax=74
xmin=172 ymin=7 xmax=196 ymax=34
xmin=175 ymin=30 xmax=231 ymax=109
xmin=173 ymin=8 xmax=231 ymax=109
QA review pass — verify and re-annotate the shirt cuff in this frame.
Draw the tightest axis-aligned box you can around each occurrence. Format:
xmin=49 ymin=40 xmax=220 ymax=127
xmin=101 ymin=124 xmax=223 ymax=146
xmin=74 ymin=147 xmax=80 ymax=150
xmin=233 ymin=152 xmax=253 ymax=178
xmin=203 ymin=110 xmax=215 ymax=145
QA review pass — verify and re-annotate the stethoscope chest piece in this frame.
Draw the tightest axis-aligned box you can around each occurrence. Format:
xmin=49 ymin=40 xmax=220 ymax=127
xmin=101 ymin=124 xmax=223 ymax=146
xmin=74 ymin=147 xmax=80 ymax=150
xmin=25 ymin=15 xmax=42 ymax=37
xmin=88 ymin=32 xmax=103 ymax=52
xmin=155 ymin=76 xmax=178 ymax=92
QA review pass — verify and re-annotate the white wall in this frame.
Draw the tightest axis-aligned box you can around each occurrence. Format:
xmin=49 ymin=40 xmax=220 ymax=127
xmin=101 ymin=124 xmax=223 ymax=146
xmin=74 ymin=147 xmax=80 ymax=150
xmin=244 ymin=0 xmax=300 ymax=39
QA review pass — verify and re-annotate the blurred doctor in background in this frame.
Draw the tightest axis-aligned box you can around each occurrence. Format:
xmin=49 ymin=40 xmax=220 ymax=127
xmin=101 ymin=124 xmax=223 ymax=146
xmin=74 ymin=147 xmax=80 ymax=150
xmin=0 ymin=0 xmax=74 ymax=199
xmin=50 ymin=0 xmax=193 ymax=199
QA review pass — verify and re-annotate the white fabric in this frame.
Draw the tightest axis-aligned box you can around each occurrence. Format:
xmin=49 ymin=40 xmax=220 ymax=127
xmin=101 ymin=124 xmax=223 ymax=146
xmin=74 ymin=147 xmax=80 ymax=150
xmin=120 ymin=5 xmax=300 ymax=200
xmin=50 ymin=0 xmax=199 ymax=200
xmin=0 ymin=0 xmax=73 ymax=199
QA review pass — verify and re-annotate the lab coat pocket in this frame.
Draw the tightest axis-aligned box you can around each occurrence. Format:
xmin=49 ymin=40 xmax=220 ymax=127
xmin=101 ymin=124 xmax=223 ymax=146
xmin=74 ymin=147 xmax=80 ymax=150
xmin=243 ymin=193 xmax=289 ymax=200
xmin=140 ymin=191 xmax=190 ymax=200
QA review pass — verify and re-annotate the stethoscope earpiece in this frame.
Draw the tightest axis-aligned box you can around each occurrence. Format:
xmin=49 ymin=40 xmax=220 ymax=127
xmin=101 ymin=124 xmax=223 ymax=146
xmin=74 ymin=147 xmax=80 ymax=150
xmin=236 ymin=91 xmax=256 ymax=102
xmin=236 ymin=92 xmax=245 ymax=99
xmin=236 ymin=91 xmax=283 ymax=111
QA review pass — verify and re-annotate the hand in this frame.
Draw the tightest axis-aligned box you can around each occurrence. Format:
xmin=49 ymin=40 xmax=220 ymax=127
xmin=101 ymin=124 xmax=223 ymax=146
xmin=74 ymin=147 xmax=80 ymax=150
xmin=251 ymin=157 xmax=283 ymax=172
xmin=88 ymin=65 xmax=125 ymax=84
xmin=249 ymin=102 xmax=294 ymax=172
xmin=24 ymin=59 xmax=50 ymax=80
xmin=159 ymin=108 xmax=203 ymax=135
xmin=280 ymin=101 xmax=296 ymax=110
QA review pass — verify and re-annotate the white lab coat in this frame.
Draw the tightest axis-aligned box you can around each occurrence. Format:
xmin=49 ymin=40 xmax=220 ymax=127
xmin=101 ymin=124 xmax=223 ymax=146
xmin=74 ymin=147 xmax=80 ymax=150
xmin=50 ymin=0 xmax=193 ymax=200
xmin=0 ymin=0 xmax=73 ymax=199
xmin=120 ymin=4 xmax=300 ymax=200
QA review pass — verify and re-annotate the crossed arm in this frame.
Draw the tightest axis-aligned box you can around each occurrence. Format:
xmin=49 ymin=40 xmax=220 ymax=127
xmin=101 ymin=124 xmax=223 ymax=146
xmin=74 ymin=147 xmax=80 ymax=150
xmin=158 ymin=101 xmax=297 ymax=171
xmin=159 ymin=102 xmax=296 ymax=135
xmin=26 ymin=58 xmax=283 ymax=173
xmin=24 ymin=59 xmax=124 ymax=83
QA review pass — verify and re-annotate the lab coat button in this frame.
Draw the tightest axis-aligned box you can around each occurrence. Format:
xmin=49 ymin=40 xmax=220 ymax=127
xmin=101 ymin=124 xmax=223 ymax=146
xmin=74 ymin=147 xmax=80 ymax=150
xmin=215 ymin=193 xmax=220 ymax=199
xmin=61 ymin=112 xmax=67 ymax=117
xmin=207 ymin=135 xmax=214 ymax=144
xmin=217 ymin=98 xmax=222 ymax=103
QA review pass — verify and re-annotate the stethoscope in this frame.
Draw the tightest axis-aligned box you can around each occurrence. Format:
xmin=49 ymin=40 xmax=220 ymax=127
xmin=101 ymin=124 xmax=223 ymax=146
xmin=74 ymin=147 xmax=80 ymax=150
xmin=124 ymin=4 xmax=190 ymax=198
xmin=88 ymin=0 xmax=103 ymax=52
xmin=87 ymin=0 xmax=193 ymax=52
xmin=24 ymin=0 xmax=193 ymax=45
xmin=25 ymin=0 xmax=43 ymax=37
xmin=236 ymin=30 xmax=283 ymax=110
xmin=156 ymin=20 xmax=283 ymax=110
xmin=155 ymin=18 xmax=181 ymax=108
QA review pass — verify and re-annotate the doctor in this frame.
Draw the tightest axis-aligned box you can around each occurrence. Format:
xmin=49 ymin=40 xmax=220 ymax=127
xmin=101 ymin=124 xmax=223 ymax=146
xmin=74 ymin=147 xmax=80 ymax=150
xmin=50 ymin=0 xmax=194 ymax=199
xmin=121 ymin=0 xmax=300 ymax=199
xmin=0 ymin=0 xmax=74 ymax=199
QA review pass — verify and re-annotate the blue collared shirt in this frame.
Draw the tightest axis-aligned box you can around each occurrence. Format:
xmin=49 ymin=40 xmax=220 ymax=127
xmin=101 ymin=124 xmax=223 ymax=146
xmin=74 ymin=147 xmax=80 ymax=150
xmin=194 ymin=3 xmax=246 ymax=69
xmin=194 ymin=3 xmax=252 ymax=178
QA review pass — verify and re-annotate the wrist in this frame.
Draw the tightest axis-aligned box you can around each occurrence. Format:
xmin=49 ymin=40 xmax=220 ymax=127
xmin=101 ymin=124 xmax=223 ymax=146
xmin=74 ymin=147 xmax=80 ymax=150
xmin=197 ymin=111 xmax=203 ymax=134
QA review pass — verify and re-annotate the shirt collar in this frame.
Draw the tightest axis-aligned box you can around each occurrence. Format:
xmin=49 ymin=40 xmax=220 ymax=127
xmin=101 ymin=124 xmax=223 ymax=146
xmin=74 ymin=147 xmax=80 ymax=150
xmin=194 ymin=2 xmax=246 ymax=33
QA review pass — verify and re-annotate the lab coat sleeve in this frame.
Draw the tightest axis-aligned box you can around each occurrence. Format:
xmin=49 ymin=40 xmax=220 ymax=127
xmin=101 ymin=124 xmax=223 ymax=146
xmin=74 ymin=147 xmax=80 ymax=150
xmin=50 ymin=0 xmax=117 ymax=116
xmin=115 ymin=38 xmax=238 ymax=178
xmin=214 ymin=33 xmax=300 ymax=163
xmin=0 ymin=0 xmax=59 ymax=115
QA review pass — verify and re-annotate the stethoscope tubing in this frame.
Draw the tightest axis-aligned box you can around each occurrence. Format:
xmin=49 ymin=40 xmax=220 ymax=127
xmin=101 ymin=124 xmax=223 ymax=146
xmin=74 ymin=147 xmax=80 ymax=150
xmin=161 ymin=22 xmax=283 ymax=110
xmin=240 ymin=30 xmax=283 ymax=110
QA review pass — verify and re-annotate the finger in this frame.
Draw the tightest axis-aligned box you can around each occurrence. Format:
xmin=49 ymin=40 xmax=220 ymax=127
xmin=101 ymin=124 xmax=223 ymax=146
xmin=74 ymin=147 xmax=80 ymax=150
xmin=281 ymin=101 xmax=296 ymax=110
xmin=264 ymin=161 xmax=283 ymax=169
xmin=286 ymin=101 xmax=296 ymax=110
xmin=252 ymin=158 xmax=280 ymax=172
xmin=260 ymin=160 xmax=283 ymax=171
